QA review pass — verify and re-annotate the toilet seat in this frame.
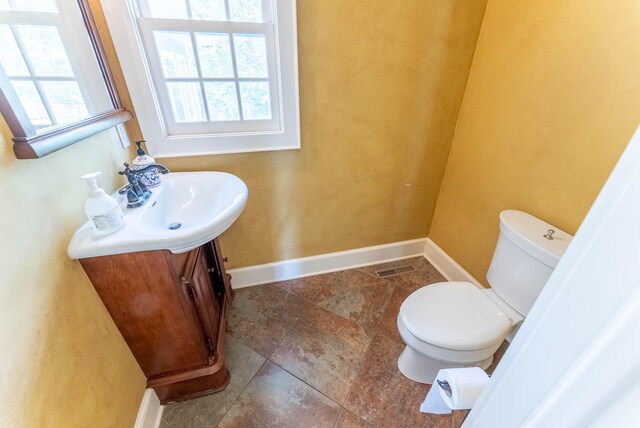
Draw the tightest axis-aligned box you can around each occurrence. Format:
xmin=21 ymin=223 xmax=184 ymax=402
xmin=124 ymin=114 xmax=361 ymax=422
xmin=397 ymin=314 xmax=499 ymax=364
xmin=399 ymin=281 xmax=512 ymax=351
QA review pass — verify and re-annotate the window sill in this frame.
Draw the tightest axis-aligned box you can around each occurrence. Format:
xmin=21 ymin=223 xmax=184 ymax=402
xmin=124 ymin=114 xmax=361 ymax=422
xmin=147 ymin=131 xmax=301 ymax=158
xmin=12 ymin=108 xmax=133 ymax=159
xmin=152 ymin=144 xmax=300 ymax=159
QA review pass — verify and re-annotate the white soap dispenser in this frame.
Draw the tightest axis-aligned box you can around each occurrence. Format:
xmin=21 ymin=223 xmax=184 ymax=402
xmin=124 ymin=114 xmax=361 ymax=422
xmin=81 ymin=172 xmax=125 ymax=236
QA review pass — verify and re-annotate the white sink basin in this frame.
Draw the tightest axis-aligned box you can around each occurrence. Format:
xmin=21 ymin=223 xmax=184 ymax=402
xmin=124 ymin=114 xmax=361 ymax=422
xmin=68 ymin=172 xmax=248 ymax=259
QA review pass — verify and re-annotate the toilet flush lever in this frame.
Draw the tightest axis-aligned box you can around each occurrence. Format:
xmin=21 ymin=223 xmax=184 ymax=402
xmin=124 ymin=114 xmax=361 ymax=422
xmin=543 ymin=229 xmax=555 ymax=240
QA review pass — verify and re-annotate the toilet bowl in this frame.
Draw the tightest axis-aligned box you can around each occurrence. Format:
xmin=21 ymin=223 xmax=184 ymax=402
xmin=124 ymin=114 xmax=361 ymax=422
xmin=397 ymin=210 xmax=573 ymax=384
xmin=397 ymin=281 xmax=521 ymax=383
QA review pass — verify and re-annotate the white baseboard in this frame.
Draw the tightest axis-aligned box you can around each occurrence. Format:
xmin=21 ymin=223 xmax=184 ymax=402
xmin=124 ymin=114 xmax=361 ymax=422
xmin=423 ymin=238 xmax=484 ymax=289
xmin=134 ymin=389 xmax=163 ymax=428
xmin=228 ymin=238 xmax=428 ymax=288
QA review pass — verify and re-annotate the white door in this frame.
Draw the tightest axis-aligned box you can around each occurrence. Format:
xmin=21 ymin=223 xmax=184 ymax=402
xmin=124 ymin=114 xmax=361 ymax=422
xmin=465 ymin=125 xmax=640 ymax=428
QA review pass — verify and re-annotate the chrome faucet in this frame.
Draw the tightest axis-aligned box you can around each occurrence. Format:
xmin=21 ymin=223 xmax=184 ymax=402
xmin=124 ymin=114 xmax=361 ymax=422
xmin=118 ymin=162 xmax=170 ymax=208
xmin=134 ymin=162 xmax=170 ymax=176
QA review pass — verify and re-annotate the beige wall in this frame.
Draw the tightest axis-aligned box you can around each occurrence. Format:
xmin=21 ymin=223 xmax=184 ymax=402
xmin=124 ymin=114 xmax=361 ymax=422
xmin=430 ymin=0 xmax=640 ymax=286
xmin=0 ymin=121 xmax=146 ymax=427
xmin=93 ymin=0 xmax=489 ymax=269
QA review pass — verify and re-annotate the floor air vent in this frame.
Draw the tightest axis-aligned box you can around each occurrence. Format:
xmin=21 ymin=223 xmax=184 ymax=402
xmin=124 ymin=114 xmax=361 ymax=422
xmin=375 ymin=265 xmax=415 ymax=278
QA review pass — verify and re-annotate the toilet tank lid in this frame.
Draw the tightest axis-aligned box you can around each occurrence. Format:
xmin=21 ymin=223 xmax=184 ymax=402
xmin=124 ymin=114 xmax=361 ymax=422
xmin=499 ymin=210 xmax=573 ymax=268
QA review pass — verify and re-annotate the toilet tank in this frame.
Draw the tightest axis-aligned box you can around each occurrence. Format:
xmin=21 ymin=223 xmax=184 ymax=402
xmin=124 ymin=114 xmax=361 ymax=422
xmin=487 ymin=210 xmax=572 ymax=316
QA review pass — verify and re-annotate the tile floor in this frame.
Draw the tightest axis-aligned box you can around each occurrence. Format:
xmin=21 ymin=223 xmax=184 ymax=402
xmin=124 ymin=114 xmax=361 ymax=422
xmin=161 ymin=257 xmax=508 ymax=428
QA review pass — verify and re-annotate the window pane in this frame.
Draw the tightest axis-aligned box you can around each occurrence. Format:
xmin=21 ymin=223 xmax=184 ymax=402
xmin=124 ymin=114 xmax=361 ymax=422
xmin=147 ymin=0 xmax=187 ymax=19
xmin=17 ymin=26 xmax=73 ymax=77
xmin=0 ymin=26 xmax=29 ymax=76
xmin=154 ymin=32 xmax=198 ymax=78
xmin=40 ymin=81 xmax=88 ymax=125
xmin=204 ymin=82 xmax=239 ymax=121
xmin=10 ymin=80 xmax=51 ymax=126
xmin=233 ymin=34 xmax=268 ymax=78
xmin=167 ymin=82 xmax=206 ymax=122
xmin=196 ymin=33 xmax=234 ymax=78
xmin=8 ymin=0 xmax=58 ymax=12
xmin=229 ymin=0 xmax=263 ymax=23
xmin=239 ymin=81 xmax=271 ymax=120
xmin=0 ymin=0 xmax=11 ymax=10
xmin=191 ymin=0 xmax=226 ymax=21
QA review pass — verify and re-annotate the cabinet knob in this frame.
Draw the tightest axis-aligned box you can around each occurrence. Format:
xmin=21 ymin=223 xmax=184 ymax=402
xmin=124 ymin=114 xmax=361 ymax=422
xmin=223 ymin=257 xmax=228 ymax=263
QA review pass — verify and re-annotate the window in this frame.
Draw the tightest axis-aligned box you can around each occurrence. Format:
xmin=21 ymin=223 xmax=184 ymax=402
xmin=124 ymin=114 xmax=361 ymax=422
xmin=102 ymin=0 xmax=299 ymax=157
xmin=0 ymin=0 xmax=132 ymax=159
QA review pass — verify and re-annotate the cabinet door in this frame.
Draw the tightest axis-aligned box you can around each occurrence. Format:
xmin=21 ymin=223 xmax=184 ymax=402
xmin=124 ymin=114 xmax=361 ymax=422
xmin=80 ymin=250 xmax=210 ymax=377
xmin=182 ymin=247 xmax=221 ymax=364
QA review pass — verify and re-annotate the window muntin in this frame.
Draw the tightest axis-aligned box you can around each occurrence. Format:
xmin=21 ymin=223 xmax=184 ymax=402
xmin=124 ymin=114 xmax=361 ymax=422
xmin=137 ymin=0 xmax=281 ymax=136
xmin=145 ymin=0 xmax=264 ymax=23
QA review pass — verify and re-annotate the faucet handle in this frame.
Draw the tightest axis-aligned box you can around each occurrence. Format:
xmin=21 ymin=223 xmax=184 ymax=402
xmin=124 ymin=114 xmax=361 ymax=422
xmin=118 ymin=162 xmax=132 ymax=177
xmin=118 ymin=184 xmax=132 ymax=195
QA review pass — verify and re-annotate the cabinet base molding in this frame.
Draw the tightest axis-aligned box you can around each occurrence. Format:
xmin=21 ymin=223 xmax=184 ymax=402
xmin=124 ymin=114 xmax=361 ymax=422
xmin=149 ymin=362 xmax=230 ymax=404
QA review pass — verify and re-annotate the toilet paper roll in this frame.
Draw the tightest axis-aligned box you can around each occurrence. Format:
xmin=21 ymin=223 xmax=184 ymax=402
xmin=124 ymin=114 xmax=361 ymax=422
xmin=420 ymin=383 xmax=451 ymax=414
xmin=436 ymin=367 xmax=490 ymax=410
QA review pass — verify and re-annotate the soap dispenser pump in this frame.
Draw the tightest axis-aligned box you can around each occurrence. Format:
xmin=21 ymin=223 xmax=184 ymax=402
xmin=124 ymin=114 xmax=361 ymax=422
xmin=132 ymin=140 xmax=161 ymax=187
xmin=81 ymin=172 xmax=125 ymax=236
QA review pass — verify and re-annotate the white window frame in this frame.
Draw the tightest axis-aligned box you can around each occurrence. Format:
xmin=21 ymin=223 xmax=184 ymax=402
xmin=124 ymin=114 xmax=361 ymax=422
xmin=101 ymin=0 xmax=300 ymax=158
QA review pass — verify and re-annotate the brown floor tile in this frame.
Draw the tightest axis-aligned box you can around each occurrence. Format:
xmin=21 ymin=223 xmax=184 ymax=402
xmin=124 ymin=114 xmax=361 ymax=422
xmin=272 ymin=271 xmax=341 ymax=301
xmin=345 ymin=334 xmax=451 ymax=428
xmin=487 ymin=340 xmax=509 ymax=375
xmin=160 ymin=335 xmax=265 ymax=428
xmin=335 ymin=408 xmax=371 ymax=428
xmin=382 ymin=268 xmax=446 ymax=292
xmin=312 ymin=270 xmax=393 ymax=337
xmin=217 ymin=360 xmax=341 ymax=428
xmin=451 ymin=410 xmax=470 ymax=428
xmin=226 ymin=285 xmax=311 ymax=357
xmin=159 ymin=261 xmax=485 ymax=427
xmin=376 ymin=286 xmax=412 ymax=344
xmin=270 ymin=305 xmax=371 ymax=404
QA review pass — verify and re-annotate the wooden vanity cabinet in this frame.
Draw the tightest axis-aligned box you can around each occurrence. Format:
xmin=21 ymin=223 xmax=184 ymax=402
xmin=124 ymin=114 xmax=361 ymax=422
xmin=80 ymin=238 xmax=233 ymax=403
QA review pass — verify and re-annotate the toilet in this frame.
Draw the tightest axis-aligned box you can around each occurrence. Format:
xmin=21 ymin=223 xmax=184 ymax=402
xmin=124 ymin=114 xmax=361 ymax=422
xmin=397 ymin=210 xmax=572 ymax=384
